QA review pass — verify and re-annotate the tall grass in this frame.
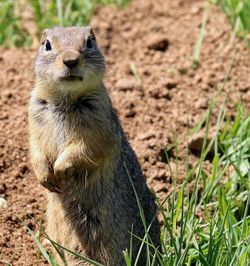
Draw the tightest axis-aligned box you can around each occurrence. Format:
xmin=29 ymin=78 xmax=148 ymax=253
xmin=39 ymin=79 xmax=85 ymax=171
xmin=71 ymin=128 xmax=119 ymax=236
xmin=26 ymin=95 xmax=250 ymax=265
xmin=158 ymin=104 xmax=250 ymax=266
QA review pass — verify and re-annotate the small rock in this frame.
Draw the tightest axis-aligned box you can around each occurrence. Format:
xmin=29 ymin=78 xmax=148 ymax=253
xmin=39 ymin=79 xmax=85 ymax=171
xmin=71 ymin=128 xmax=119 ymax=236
xmin=138 ymin=131 xmax=156 ymax=141
xmin=149 ymin=168 xmax=158 ymax=179
xmin=124 ymin=109 xmax=136 ymax=118
xmin=115 ymin=79 xmax=141 ymax=91
xmin=154 ymin=182 xmax=167 ymax=193
xmin=12 ymin=170 xmax=22 ymax=178
xmin=195 ymin=98 xmax=208 ymax=109
xmin=158 ymin=169 xmax=167 ymax=178
xmin=149 ymin=87 xmax=171 ymax=99
xmin=2 ymin=90 xmax=13 ymax=99
xmin=147 ymin=138 xmax=157 ymax=148
xmin=143 ymin=69 xmax=151 ymax=76
xmin=194 ymin=75 xmax=202 ymax=84
xmin=239 ymin=84 xmax=250 ymax=92
xmin=178 ymin=67 xmax=188 ymax=75
xmin=191 ymin=6 xmax=201 ymax=14
xmin=0 ymin=198 xmax=8 ymax=209
xmin=242 ymin=90 xmax=250 ymax=102
xmin=147 ymin=35 xmax=169 ymax=52
xmin=141 ymin=150 xmax=152 ymax=160
xmin=162 ymin=79 xmax=177 ymax=90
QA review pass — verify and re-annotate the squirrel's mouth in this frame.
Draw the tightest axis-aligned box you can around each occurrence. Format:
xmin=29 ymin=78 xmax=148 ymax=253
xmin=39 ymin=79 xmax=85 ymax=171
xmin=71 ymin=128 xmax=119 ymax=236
xmin=62 ymin=75 xmax=83 ymax=82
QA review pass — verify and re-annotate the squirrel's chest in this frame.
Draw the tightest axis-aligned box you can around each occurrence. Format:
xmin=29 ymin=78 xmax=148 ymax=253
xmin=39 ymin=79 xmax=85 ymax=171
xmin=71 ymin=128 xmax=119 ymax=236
xmin=32 ymin=104 xmax=83 ymax=154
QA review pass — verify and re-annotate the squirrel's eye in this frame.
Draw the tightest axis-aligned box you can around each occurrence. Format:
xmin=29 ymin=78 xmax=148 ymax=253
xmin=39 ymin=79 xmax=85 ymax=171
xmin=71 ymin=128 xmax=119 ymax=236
xmin=86 ymin=38 xmax=93 ymax=49
xmin=45 ymin=40 xmax=52 ymax=51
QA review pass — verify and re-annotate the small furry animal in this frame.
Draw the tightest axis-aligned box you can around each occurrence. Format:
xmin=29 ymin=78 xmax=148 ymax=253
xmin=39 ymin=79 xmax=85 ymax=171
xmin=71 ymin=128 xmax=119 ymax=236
xmin=29 ymin=26 xmax=160 ymax=265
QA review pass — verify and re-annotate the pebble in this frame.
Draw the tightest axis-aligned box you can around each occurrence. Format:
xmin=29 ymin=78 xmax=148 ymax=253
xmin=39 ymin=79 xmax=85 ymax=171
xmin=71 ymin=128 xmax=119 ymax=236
xmin=147 ymin=35 xmax=169 ymax=51
xmin=154 ymin=182 xmax=167 ymax=193
xmin=195 ymin=98 xmax=208 ymax=109
xmin=138 ymin=131 xmax=156 ymax=141
xmin=162 ymin=78 xmax=178 ymax=90
xmin=115 ymin=79 xmax=141 ymax=91
xmin=0 ymin=198 xmax=8 ymax=209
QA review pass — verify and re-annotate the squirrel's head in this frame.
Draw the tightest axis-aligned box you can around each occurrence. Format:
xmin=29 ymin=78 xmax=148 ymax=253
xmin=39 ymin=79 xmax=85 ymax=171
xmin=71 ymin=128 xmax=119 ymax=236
xmin=34 ymin=26 xmax=105 ymax=97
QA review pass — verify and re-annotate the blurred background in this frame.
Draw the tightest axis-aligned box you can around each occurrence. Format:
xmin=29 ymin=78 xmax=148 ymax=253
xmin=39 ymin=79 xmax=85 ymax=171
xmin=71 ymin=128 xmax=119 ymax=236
xmin=0 ymin=0 xmax=250 ymax=47
xmin=0 ymin=0 xmax=129 ymax=47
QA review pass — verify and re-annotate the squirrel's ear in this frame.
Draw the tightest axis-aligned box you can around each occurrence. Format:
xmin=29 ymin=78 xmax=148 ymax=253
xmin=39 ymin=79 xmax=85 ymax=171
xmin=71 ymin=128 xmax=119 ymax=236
xmin=40 ymin=29 xmax=49 ymax=44
xmin=90 ymin=28 xmax=96 ymax=40
xmin=85 ymin=26 xmax=96 ymax=40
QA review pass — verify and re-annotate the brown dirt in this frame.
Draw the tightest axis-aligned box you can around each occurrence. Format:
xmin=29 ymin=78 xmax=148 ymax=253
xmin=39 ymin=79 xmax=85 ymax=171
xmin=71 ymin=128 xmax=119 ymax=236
xmin=0 ymin=0 xmax=250 ymax=265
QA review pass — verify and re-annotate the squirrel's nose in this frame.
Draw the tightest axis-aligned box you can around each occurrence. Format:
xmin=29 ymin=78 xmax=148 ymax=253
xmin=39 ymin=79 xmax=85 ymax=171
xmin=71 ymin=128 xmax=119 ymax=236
xmin=62 ymin=50 xmax=80 ymax=70
xmin=63 ymin=58 xmax=79 ymax=69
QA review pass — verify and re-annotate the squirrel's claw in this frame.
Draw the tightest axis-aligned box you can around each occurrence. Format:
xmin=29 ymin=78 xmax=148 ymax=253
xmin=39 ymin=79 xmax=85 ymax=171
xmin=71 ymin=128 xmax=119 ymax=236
xmin=40 ymin=179 xmax=62 ymax=193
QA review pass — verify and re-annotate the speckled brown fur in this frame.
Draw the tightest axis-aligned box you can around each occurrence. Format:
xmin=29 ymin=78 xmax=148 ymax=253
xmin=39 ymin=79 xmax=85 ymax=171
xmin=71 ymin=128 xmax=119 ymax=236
xmin=29 ymin=26 xmax=160 ymax=265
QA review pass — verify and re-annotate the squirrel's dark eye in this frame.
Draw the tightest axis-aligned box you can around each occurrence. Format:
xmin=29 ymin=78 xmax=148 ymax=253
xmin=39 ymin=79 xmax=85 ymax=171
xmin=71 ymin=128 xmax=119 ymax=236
xmin=45 ymin=40 xmax=52 ymax=51
xmin=86 ymin=38 xmax=93 ymax=49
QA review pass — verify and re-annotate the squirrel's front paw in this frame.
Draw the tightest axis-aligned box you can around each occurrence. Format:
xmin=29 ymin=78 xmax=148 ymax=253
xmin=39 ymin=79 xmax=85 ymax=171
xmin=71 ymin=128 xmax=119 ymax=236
xmin=39 ymin=170 xmax=62 ymax=193
xmin=53 ymin=157 xmax=76 ymax=181
xmin=33 ymin=160 xmax=62 ymax=193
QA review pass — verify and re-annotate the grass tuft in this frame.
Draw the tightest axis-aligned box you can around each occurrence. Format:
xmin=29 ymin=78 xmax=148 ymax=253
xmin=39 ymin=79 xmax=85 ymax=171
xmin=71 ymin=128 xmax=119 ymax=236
xmin=214 ymin=0 xmax=250 ymax=45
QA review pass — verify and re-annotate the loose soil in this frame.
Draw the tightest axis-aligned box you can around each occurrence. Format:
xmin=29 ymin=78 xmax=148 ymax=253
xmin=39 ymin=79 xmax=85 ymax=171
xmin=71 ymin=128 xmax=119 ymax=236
xmin=0 ymin=0 xmax=250 ymax=265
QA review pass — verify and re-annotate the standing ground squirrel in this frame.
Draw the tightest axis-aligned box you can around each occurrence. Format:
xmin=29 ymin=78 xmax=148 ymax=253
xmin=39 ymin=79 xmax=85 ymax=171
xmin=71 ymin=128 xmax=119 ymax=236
xmin=29 ymin=26 xmax=160 ymax=265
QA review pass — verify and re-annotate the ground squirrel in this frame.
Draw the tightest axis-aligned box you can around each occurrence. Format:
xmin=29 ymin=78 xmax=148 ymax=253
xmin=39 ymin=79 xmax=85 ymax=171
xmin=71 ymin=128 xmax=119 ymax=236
xmin=29 ymin=26 xmax=160 ymax=265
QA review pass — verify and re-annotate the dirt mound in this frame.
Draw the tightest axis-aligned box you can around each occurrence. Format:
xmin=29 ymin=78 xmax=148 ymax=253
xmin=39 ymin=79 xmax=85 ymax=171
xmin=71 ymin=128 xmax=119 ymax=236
xmin=0 ymin=0 xmax=250 ymax=264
